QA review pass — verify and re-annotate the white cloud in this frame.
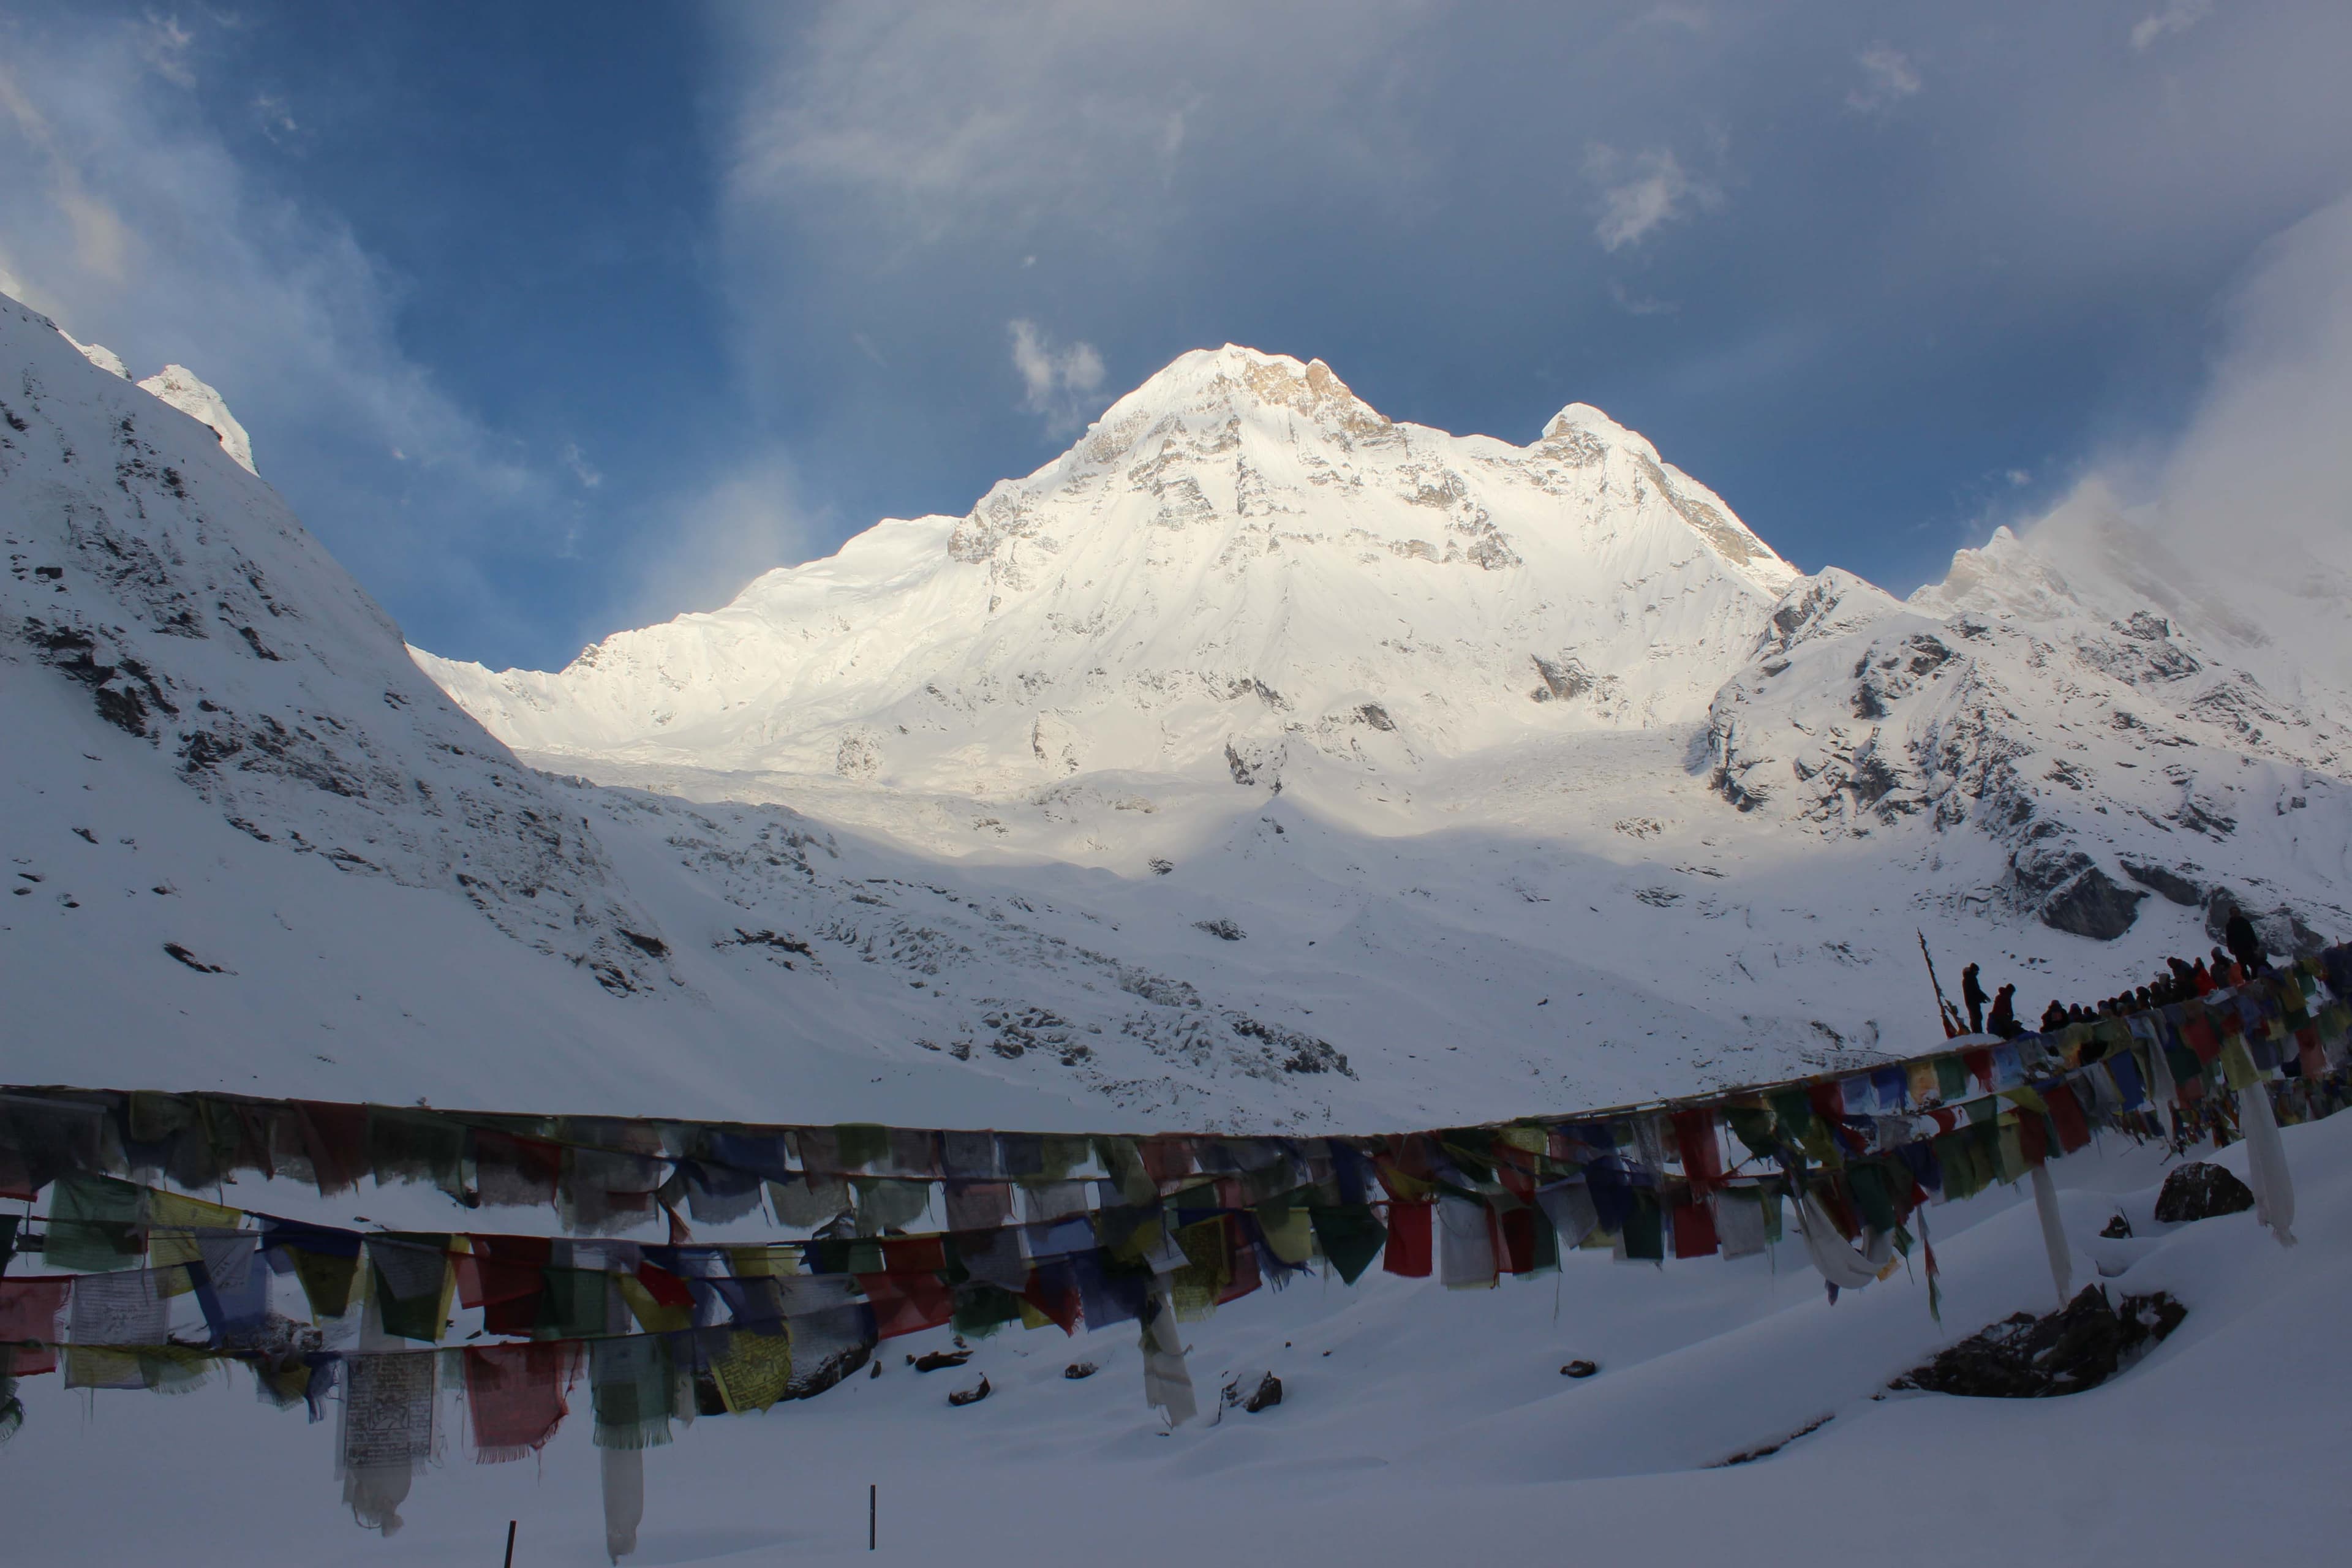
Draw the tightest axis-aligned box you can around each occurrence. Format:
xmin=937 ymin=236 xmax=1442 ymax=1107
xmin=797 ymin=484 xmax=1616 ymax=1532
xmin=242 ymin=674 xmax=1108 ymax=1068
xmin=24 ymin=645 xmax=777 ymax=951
xmin=1847 ymin=44 xmax=1922 ymax=113
xmin=718 ymin=3 xmax=1433 ymax=263
xmin=134 ymin=12 xmax=197 ymax=88
xmin=1585 ymin=144 xmax=1721 ymax=252
xmin=0 ymin=14 xmax=570 ymax=652
xmin=2022 ymin=193 xmax=2352 ymax=687
xmin=1608 ymin=279 xmax=1678 ymax=317
xmin=619 ymin=453 xmax=815 ymax=625
xmin=1008 ymin=318 xmax=1106 ymax=432
xmin=561 ymin=440 xmax=603 ymax=489
xmin=2132 ymin=1 xmax=2212 ymax=53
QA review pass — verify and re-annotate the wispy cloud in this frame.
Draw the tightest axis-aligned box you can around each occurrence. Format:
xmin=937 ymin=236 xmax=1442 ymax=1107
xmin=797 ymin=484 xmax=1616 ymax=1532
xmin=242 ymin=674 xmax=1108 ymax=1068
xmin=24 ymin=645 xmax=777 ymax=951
xmin=1847 ymin=44 xmax=1922 ymax=113
xmin=0 ymin=12 xmax=571 ymax=650
xmin=2132 ymin=1 xmax=2212 ymax=53
xmin=1585 ymin=143 xmax=1721 ymax=252
xmin=2022 ymin=192 xmax=2352 ymax=684
xmin=1008 ymin=318 xmax=1106 ymax=432
xmin=618 ymin=453 xmax=816 ymax=627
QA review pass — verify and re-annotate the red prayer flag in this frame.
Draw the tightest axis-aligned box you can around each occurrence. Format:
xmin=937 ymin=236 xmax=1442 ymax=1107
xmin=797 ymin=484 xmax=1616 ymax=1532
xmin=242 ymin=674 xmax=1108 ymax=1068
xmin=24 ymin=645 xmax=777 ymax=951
xmin=1219 ymin=1215 xmax=1262 ymax=1304
xmin=2016 ymin=1107 xmax=2049 ymax=1167
xmin=1669 ymin=1195 xmax=1719 ymax=1259
xmin=464 ymin=1341 xmax=579 ymax=1462
xmin=1382 ymin=1200 xmax=1433 ymax=1277
xmin=880 ymin=1235 xmax=947 ymax=1275
xmin=634 ymin=1262 xmax=695 ymax=1309
xmin=1020 ymin=1269 xmax=1082 ymax=1333
xmin=2180 ymin=1009 xmax=2220 ymax=1063
xmin=0 ymin=1278 xmax=67 ymax=1376
xmin=295 ymin=1101 xmax=370 ymax=1196
xmin=859 ymin=1268 xmax=954 ymax=1339
xmin=1493 ymin=1205 xmax=1543 ymax=1275
xmin=1962 ymin=1049 xmax=1995 ymax=1091
xmin=1672 ymin=1109 xmax=1725 ymax=1193
xmin=2043 ymin=1083 xmax=2092 ymax=1153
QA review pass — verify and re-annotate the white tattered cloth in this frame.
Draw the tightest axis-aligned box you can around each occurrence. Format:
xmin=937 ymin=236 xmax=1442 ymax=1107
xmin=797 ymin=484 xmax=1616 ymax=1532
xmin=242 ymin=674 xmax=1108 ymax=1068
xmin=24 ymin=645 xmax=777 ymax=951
xmin=1793 ymin=1191 xmax=1894 ymax=1292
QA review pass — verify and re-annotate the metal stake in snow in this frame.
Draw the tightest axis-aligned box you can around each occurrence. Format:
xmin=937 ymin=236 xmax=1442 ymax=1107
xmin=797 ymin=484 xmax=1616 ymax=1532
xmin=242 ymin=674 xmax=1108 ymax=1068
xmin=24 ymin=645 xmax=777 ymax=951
xmin=869 ymin=1483 xmax=876 ymax=1551
xmin=502 ymin=1520 xmax=516 ymax=1567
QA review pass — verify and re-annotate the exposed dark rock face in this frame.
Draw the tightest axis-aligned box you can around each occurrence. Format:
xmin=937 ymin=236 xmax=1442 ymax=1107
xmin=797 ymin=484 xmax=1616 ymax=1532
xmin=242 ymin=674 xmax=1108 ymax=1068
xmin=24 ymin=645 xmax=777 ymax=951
xmin=1890 ymin=1287 xmax=2184 ymax=1398
xmin=2154 ymin=1162 xmax=2254 ymax=1224
xmin=2122 ymin=861 xmax=2204 ymax=906
xmin=2016 ymin=851 xmax=2145 ymax=940
xmin=2041 ymin=864 xmax=2146 ymax=941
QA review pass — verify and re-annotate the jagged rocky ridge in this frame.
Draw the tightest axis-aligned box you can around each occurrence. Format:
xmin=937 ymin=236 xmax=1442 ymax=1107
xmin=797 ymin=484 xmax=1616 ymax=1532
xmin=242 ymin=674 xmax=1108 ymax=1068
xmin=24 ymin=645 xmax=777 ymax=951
xmin=1706 ymin=526 xmax=2351 ymax=948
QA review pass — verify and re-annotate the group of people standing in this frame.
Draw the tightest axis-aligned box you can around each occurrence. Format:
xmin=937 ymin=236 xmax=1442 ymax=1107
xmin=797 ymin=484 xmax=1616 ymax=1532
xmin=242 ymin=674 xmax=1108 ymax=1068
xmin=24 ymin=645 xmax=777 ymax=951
xmin=1954 ymin=905 xmax=2276 ymax=1039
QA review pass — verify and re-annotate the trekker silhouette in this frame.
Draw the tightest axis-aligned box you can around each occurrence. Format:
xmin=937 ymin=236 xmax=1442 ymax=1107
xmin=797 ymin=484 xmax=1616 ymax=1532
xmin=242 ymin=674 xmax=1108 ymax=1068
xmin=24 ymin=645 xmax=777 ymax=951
xmin=1961 ymin=963 xmax=1988 ymax=1035
xmin=1988 ymin=982 xmax=2022 ymax=1039
xmin=2223 ymin=905 xmax=2269 ymax=977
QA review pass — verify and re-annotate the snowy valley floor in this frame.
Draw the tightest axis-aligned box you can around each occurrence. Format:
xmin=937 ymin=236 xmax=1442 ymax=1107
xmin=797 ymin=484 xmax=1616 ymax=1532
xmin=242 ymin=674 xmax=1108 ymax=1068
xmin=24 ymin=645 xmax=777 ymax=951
xmin=10 ymin=1113 xmax=2348 ymax=1567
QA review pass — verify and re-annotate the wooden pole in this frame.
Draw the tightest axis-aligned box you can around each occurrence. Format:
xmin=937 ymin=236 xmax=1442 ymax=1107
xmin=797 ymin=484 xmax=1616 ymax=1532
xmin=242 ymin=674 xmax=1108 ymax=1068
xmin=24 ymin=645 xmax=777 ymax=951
xmin=503 ymin=1520 xmax=516 ymax=1568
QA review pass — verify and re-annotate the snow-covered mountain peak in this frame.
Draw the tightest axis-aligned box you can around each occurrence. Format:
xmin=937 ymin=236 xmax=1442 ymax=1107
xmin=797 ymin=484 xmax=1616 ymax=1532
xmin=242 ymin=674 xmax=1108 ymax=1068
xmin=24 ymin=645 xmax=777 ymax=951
xmin=1087 ymin=344 xmax=1382 ymax=435
xmin=420 ymin=347 xmax=1804 ymax=793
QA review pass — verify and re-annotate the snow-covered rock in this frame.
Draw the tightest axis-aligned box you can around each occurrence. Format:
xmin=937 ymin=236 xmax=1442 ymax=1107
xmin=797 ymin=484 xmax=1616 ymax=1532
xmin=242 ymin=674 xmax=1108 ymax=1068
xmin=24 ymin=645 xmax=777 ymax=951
xmin=417 ymin=345 xmax=1798 ymax=790
xmin=136 ymin=362 xmax=257 ymax=475
xmin=8 ymin=292 xmax=2348 ymax=1131
xmin=1705 ymin=523 xmax=2352 ymax=946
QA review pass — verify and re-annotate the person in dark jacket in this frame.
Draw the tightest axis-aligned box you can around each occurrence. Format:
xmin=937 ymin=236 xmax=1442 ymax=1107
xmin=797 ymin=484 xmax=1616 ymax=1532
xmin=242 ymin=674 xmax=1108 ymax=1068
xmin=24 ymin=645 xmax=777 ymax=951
xmin=2041 ymin=998 xmax=2070 ymax=1031
xmin=1961 ymin=962 xmax=1988 ymax=1035
xmin=2223 ymin=905 xmax=2269 ymax=977
xmin=1988 ymin=982 xmax=2022 ymax=1039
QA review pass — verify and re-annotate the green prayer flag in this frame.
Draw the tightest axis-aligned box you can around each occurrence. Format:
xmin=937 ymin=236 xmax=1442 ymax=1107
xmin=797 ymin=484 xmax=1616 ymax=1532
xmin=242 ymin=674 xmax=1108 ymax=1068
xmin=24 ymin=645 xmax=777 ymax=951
xmin=834 ymin=1123 xmax=889 ymax=1172
xmin=535 ymin=1267 xmax=612 ymax=1340
xmin=1620 ymin=1190 xmax=1664 ymax=1262
xmin=1724 ymin=1104 xmax=1779 ymax=1161
xmin=590 ymin=1336 xmax=676 ymax=1450
xmin=369 ymin=1235 xmax=452 ymax=1342
xmin=951 ymin=1283 xmax=1023 ymax=1338
xmin=1934 ymin=1057 xmax=1969 ymax=1103
xmin=1309 ymin=1205 xmax=1388 ymax=1284
xmin=1845 ymin=1162 xmax=1899 ymax=1233
xmin=287 ymin=1246 xmax=360 ymax=1321
xmin=43 ymin=1173 xmax=142 ymax=1273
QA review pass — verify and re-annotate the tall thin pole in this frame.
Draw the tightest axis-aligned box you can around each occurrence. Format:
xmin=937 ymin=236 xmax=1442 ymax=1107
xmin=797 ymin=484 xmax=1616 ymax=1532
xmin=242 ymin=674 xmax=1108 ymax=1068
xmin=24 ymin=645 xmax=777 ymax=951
xmin=503 ymin=1520 xmax=516 ymax=1568
xmin=869 ymin=1483 xmax=876 ymax=1551
xmin=1918 ymin=930 xmax=1958 ymax=1037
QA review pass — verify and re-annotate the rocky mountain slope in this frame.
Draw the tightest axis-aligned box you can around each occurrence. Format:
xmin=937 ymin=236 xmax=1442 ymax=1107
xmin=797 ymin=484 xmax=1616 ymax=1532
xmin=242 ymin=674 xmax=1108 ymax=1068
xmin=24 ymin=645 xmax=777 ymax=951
xmin=1706 ymin=521 xmax=2352 ymax=953
xmin=8 ymin=296 xmax=2347 ymax=1133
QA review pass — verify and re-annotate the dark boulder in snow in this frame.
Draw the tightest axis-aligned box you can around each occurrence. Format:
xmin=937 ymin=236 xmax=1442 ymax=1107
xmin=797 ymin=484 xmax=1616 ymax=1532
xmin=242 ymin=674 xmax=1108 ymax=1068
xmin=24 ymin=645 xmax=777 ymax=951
xmin=2154 ymin=1161 xmax=2254 ymax=1224
xmin=1890 ymin=1287 xmax=2184 ymax=1398
xmin=2019 ymin=853 xmax=2145 ymax=941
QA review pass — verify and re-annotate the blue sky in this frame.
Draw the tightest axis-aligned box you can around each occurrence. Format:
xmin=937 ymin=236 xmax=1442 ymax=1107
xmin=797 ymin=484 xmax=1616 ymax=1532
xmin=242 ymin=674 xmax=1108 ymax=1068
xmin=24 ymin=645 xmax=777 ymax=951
xmin=4 ymin=2 xmax=2350 ymax=671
